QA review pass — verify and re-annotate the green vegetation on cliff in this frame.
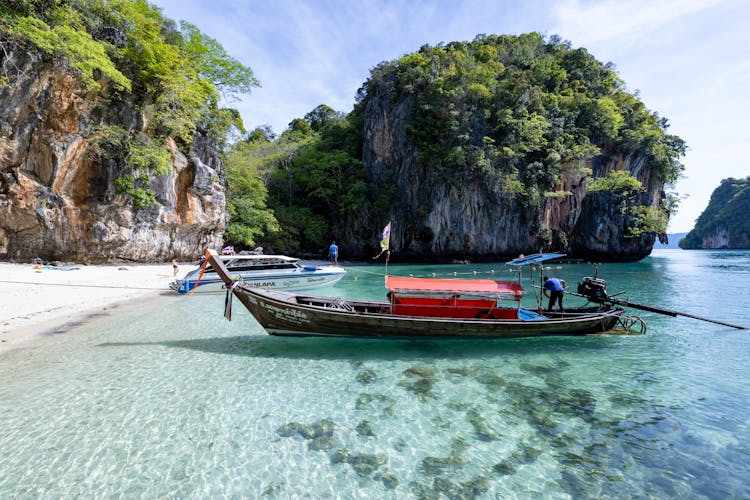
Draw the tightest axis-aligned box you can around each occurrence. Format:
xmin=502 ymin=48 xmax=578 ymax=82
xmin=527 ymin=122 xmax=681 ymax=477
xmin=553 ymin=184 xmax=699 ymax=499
xmin=229 ymin=33 xmax=685 ymax=254
xmin=1 ymin=0 xmax=258 ymax=207
xmin=361 ymin=34 xmax=684 ymax=193
xmin=679 ymin=177 xmax=750 ymax=249
xmin=225 ymin=105 xmax=364 ymax=250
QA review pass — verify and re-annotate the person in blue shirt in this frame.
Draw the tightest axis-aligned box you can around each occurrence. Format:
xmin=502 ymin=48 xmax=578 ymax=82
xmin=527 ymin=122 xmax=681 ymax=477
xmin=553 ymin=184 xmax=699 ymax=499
xmin=328 ymin=241 xmax=339 ymax=265
xmin=543 ymin=276 xmax=566 ymax=311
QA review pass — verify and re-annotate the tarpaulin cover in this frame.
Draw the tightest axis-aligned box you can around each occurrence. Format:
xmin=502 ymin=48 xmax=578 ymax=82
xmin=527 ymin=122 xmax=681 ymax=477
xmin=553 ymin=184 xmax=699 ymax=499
xmin=386 ymin=276 xmax=524 ymax=295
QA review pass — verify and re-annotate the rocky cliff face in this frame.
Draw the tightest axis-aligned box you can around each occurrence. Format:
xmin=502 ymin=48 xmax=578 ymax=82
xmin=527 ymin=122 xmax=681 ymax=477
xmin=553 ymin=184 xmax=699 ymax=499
xmin=0 ymin=41 xmax=227 ymax=263
xmin=357 ymin=90 xmax=660 ymax=262
xmin=679 ymin=177 xmax=750 ymax=249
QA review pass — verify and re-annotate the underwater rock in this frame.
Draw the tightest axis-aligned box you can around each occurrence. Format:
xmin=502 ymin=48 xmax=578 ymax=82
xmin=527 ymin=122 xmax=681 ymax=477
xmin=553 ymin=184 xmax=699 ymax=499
xmin=557 ymin=389 xmax=597 ymax=422
xmin=492 ymin=460 xmax=517 ymax=475
xmin=329 ymin=449 xmax=387 ymax=477
xmin=450 ymin=436 xmax=469 ymax=455
xmin=400 ymin=377 xmax=435 ymax=397
xmin=467 ymin=408 xmax=501 ymax=441
xmin=473 ymin=371 xmax=505 ymax=388
xmin=356 ymin=369 xmax=378 ymax=384
xmin=356 ymin=393 xmax=374 ymax=409
xmin=299 ymin=418 xmax=336 ymax=439
xmin=308 ymin=435 xmax=337 ymax=451
xmin=446 ymin=367 xmax=469 ymax=376
xmin=511 ymin=445 xmax=542 ymax=465
xmin=420 ymin=450 xmax=467 ymax=476
xmin=426 ymin=476 xmax=489 ymax=498
xmin=276 ymin=422 xmax=302 ymax=437
xmin=355 ymin=392 xmax=394 ymax=412
xmin=392 ymin=438 xmax=407 ymax=452
xmin=261 ymin=482 xmax=283 ymax=496
xmin=461 ymin=476 xmax=491 ymax=496
xmin=432 ymin=478 xmax=463 ymax=498
xmin=377 ymin=472 xmax=400 ymax=490
xmin=356 ymin=420 xmax=375 ymax=437
xmin=330 ymin=448 xmax=351 ymax=464
xmin=404 ymin=366 xmax=436 ymax=378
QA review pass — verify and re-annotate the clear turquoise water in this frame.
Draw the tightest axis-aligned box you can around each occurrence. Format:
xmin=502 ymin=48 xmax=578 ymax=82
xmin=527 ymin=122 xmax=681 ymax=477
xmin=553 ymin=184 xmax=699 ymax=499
xmin=0 ymin=249 xmax=748 ymax=498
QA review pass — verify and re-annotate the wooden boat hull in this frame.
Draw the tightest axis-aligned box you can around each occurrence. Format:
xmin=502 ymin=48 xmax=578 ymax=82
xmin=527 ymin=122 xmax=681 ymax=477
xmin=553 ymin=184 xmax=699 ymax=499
xmin=230 ymin=286 xmax=624 ymax=339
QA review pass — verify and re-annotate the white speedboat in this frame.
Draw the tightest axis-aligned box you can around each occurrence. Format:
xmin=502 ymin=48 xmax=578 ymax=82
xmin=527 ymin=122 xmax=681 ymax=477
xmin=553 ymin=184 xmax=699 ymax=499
xmin=170 ymin=254 xmax=346 ymax=294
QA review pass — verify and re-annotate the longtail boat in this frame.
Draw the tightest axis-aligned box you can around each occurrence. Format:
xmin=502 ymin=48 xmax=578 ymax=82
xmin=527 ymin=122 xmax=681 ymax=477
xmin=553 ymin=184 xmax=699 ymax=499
xmin=205 ymin=249 xmax=632 ymax=339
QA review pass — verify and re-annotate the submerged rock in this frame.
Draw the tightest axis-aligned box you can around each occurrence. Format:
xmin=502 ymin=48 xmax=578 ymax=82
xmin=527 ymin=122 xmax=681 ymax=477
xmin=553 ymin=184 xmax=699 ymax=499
xmin=356 ymin=420 xmax=375 ymax=437
xmin=377 ymin=472 xmax=399 ymax=490
xmin=308 ymin=435 xmax=337 ymax=451
xmin=356 ymin=369 xmax=378 ymax=384
xmin=404 ymin=366 xmax=436 ymax=378
xmin=276 ymin=422 xmax=302 ymax=437
xmin=299 ymin=418 xmax=336 ymax=439
xmin=329 ymin=448 xmax=387 ymax=478
xmin=467 ymin=408 xmax=501 ymax=441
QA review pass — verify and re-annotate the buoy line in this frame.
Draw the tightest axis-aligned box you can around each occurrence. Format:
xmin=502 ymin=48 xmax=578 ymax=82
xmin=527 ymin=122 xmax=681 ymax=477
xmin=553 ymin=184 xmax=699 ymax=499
xmin=343 ymin=265 xmax=562 ymax=280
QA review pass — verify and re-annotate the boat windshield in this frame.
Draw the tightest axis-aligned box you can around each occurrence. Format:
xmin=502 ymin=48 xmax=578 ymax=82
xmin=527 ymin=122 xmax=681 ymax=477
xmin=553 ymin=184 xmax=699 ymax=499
xmin=197 ymin=257 xmax=301 ymax=274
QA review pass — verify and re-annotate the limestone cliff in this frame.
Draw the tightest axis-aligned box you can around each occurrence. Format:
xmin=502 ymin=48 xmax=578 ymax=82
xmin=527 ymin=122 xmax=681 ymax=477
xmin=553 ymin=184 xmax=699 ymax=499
xmin=679 ymin=177 xmax=750 ymax=249
xmin=341 ymin=37 xmax=682 ymax=262
xmin=356 ymin=90 xmax=663 ymax=262
xmin=0 ymin=40 xmax=227 ymax=263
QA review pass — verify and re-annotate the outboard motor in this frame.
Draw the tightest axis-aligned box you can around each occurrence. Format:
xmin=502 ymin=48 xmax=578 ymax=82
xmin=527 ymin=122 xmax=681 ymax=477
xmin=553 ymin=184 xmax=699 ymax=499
xmin=577 ymin=277 xmax=609 ymax=300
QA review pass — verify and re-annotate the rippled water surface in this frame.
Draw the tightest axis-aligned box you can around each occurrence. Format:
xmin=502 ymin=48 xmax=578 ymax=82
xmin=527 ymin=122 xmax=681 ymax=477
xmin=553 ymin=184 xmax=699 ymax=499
xmin=1 ymin=250 xmax=749 ymax=498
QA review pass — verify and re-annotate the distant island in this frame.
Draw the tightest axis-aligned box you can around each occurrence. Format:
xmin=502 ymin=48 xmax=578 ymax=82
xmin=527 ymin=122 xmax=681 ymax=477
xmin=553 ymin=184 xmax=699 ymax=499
xmin=679 ymin=177 xmax=750 ymax=249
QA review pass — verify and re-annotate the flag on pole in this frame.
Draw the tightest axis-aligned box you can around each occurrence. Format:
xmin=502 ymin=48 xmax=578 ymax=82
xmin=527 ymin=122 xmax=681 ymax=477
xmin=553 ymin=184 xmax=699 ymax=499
xmin=373 ymin=222 xmax=391 ymax=259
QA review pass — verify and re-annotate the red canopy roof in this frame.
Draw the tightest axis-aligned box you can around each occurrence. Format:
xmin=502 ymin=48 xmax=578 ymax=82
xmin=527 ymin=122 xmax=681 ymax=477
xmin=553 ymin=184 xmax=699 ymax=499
xmin=386 ymin=276 xmax=525 ymax=295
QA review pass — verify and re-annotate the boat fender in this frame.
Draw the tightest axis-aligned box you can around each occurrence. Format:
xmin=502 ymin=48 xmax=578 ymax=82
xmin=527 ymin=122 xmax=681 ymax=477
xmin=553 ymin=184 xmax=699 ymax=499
xmin=303 ymin=266 xmax=318 ymax=271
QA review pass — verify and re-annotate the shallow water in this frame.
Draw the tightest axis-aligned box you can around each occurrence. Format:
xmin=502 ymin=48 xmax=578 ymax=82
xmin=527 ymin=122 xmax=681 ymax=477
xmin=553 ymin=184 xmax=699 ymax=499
xmin=0 ymin=249 xmax=748 ymax=498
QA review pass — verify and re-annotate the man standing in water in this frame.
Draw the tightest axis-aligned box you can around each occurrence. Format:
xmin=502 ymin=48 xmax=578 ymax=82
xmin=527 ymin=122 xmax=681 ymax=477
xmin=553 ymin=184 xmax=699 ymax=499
xmin=328 ymin=241 xmax=339 ymax=265
xmin=543 ymin=276 xmax=565 ymax=311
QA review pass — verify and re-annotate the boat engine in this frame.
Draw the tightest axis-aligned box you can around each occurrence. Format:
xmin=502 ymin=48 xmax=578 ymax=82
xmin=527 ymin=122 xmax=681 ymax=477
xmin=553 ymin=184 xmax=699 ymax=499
xmin=577 ymin=277 xmax=609 ymax=300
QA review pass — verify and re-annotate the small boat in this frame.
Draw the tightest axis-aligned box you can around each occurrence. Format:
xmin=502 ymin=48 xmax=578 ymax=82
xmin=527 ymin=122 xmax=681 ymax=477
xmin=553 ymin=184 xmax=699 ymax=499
xmin=205 ymin=249 xmax=629 ymax=339
xmin=170 ymin=254 xmax=346 ymax=294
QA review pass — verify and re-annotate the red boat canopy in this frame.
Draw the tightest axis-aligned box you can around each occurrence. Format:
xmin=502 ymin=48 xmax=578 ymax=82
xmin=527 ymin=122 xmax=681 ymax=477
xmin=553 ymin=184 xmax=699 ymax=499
xmin=386 ymin=276 xmax=525 ymax=296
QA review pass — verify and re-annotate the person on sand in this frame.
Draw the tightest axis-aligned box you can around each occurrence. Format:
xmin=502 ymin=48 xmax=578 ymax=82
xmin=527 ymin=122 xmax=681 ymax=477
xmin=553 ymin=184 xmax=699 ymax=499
xmin=543 ymin=276 xmax=566 ymax=311
xmin=172 ymin=259 xmax=179 ymax=277
xmin=328 ymin=241 xmax=339 ymax=265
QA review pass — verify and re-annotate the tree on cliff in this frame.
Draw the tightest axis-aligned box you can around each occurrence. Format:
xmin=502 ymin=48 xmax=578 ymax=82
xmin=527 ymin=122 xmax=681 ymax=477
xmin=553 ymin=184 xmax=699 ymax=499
xmin=1 ymin=0 xmax=257 ymax=200
xmin=226 ymin=111 xmax=365 ymax=254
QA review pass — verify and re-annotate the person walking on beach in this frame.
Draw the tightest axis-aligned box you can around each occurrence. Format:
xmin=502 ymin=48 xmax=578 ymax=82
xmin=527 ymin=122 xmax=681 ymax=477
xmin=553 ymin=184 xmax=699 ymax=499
xmin=172 ymin=259 xmax=179 ymax=277
xmin=328 ymin=241 xmax=339 ymax=265
xmin=543 ymin=276 xmax=565 ymax=311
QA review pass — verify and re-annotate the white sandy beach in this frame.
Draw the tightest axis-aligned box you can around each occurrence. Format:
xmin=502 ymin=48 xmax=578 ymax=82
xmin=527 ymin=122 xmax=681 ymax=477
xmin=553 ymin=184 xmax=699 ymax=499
xmin=0 ymin=261 xmax=185 ymax=354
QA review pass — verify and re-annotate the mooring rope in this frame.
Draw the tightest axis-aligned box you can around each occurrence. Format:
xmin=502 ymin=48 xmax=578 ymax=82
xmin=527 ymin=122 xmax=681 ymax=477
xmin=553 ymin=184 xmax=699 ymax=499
xmin=0 ymin=280 xmax=165 ymax=290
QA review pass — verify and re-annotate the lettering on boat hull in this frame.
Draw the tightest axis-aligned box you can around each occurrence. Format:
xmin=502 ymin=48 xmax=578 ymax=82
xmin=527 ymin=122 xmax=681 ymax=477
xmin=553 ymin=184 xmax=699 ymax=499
xmin=262 ymin=303 xmax=311 ymax=325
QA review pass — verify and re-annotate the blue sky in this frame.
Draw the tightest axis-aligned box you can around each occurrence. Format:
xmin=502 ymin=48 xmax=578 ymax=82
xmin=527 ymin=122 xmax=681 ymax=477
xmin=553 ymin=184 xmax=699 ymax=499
xmin=155 ymin=0 xmax=748 ymax=233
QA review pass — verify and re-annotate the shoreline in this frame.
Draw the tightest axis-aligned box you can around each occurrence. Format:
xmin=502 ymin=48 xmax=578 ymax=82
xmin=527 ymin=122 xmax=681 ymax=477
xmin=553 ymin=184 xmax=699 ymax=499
xmin=0 ymin=261 xmax=181 ymax=355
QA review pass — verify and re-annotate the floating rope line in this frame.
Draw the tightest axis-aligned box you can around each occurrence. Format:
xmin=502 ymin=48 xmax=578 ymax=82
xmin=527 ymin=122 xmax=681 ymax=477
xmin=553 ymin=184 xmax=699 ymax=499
xmin=342 ymin=265 xmax=563 ymax=281
xmin=0 ymin=280 xmax=165 ymax=290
